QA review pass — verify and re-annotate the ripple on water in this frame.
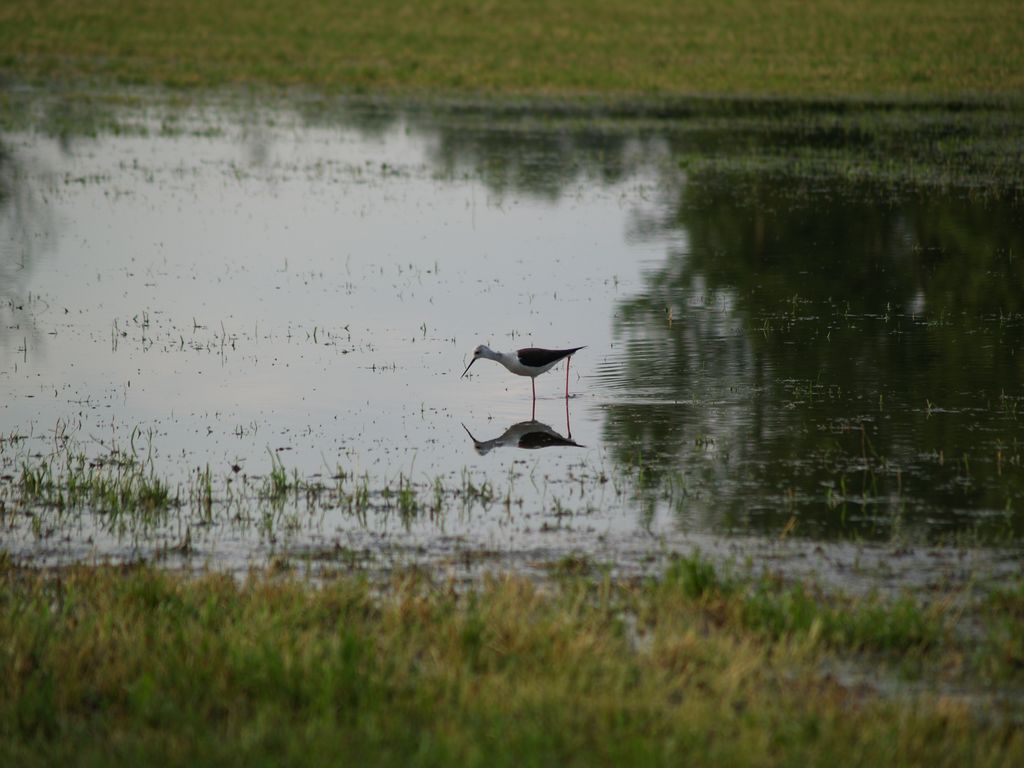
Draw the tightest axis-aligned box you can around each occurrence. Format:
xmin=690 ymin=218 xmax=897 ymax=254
xmin=2 ymin=94 xmax=1023 ymax=581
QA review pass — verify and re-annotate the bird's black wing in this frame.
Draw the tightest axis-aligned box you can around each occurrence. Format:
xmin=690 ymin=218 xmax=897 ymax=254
xmin=516 ymin=346 xmax=585 ymax=367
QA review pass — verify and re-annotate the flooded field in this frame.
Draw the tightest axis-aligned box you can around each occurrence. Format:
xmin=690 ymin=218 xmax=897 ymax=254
xmin=2 ymin=91 xmax=1023 ymax=589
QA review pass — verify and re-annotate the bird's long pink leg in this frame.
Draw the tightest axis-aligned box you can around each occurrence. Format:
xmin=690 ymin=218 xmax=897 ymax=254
xmin=565 ymin=356 xmax=571 ymax=397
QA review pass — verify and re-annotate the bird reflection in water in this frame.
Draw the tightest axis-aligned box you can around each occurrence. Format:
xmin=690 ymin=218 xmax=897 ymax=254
xmin=463 ymin=396 xmax=581 ymax=455
xmin=462 ymin=420 xmax=582 ymax=455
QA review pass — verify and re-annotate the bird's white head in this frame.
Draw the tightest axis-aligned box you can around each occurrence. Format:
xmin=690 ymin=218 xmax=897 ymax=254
xmin=461 ymin=344 xmax=494 ymax=378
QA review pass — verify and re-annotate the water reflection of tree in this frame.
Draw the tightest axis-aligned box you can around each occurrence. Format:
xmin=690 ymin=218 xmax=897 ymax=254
xmin=303 ymin=99 xmax=1024 ymax=205
xmin=421 ymin=124 xmax=659 ymax=201
xmin=332 ymin=100 xmax=1024 ymax=540
xmin=0 ymin=142 xmax=54 ymax=357
xmin=8 ymin=93 xmax=1024 ymax=540
xmin=605 ymin=171 xmax=1024 ymax=541
xmin=677 ymin=173 xmax=1024 ymax=314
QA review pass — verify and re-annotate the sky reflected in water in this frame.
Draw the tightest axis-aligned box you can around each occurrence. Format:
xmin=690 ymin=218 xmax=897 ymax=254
xmin=2 ymin=95 xmax=1022 ymax=584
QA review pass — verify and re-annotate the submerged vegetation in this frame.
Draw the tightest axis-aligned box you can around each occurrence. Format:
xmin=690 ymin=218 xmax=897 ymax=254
xmin=17 ymin=449 xmax=179 ymax=531
xmin=3 ymin=424 xmax=1022 ymax=563
xmin=1 ymin=555 xmax=1022 ymax=766
xmin=2 ymin=86 xmax=1022 ymax=202
xmin=0 ymin=434 xmax=512 ymax=557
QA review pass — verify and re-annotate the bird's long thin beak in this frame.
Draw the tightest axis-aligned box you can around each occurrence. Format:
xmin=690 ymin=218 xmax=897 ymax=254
xmin=461 ymin=357 xmax=477 ymax=378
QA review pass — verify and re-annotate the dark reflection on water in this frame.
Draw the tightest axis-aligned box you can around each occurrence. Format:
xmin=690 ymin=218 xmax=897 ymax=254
xmin=0 ymin=140 xmax=54 ymax=357
xmin=294 ymin=95 xmax=1024 ymax=204
xmin=601 ymin=172 xmax=1024 ymax=541
xmin=462 ymin=419 xmax=582 ymax=455
xmin=4 ymin=91 xmax=1023 ymax=551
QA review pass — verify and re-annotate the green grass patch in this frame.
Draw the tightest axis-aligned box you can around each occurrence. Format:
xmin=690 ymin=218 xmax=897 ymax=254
xmin=17 ymin=450 xmax=179 ymax=533
xmin=976 ymin=581 xmax=1024 ymax=679
xmin=1 ymin=556 xmax=1022 ymax=766
xmin=659 ymin=552 xmax=943 ymax=654
xmin=1 ymin=1 xmax=1022 ymax=98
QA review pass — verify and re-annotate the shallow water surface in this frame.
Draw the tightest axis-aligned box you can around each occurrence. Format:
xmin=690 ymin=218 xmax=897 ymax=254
xmin=2 ymin=94 xmax=1023 ymax=588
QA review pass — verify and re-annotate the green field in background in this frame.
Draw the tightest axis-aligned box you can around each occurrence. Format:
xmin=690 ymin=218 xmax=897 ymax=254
xmin=2 ymin=1 xmax=1022 ymax=98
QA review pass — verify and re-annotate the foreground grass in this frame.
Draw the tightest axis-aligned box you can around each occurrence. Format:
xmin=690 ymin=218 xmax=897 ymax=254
xmin=2 ymin=555 xmax=1022 ymax=766
xmin=1 ymin=1 xmax=1022 ymax=98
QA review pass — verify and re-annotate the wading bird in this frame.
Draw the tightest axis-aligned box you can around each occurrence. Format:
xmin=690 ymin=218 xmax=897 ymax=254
xmin=461 ymin=345 xmax=585 ymax=403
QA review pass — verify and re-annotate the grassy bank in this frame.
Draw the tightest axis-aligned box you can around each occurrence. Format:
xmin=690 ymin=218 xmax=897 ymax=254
xmin=1 ymin=1 xmax=1022 ymax=98
xmin=2 ymin=556 xmax=1023 ymax=766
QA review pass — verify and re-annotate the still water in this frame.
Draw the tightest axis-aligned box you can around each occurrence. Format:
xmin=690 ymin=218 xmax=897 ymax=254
xmin=2 ymin=94 xmax=1023 ymax=586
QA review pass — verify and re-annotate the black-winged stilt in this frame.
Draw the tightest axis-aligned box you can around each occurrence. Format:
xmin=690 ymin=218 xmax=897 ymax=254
xmin=460 ymin=344 xmax=585 ymax=402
